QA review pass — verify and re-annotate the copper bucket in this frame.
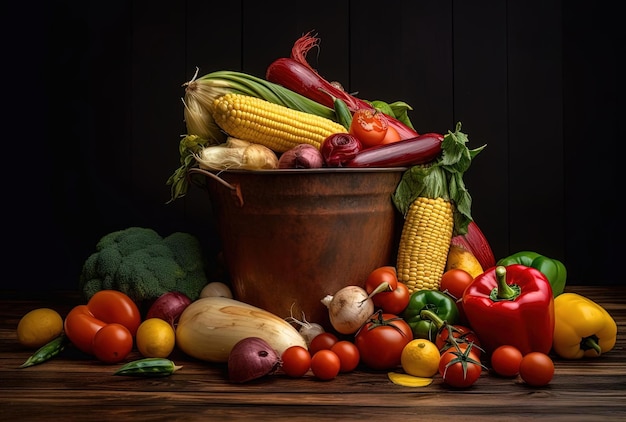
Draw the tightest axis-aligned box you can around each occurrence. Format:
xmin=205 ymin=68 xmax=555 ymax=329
xmin=189 ymin=167 xmax=405 ymax=330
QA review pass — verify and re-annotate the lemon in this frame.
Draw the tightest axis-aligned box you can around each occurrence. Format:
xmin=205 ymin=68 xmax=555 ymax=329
xmin=136 ymin=318 xmax=176 ymax=358
xmin=16 ymin=308 xmax=64 ymax=349
xmin=400 ymin=339 xmax=441 ymax=378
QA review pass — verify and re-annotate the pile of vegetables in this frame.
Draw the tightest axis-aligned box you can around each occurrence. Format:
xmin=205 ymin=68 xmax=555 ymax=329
xmin=13 ymin=31 xmax=619 ymax=392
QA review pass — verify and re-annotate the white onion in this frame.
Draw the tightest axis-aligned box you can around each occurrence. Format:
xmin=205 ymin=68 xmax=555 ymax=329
xmin=321 ymin=285 xmax=375 ymax=335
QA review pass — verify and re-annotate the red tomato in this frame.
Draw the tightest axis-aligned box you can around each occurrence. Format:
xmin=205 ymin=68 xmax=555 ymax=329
xmin=281 ymin=345 xmax=311 ymax=378
xmin=519 ymin=352 xmax=554 ymax=386
xmin=349 ymin=108 xmax=389 ymax=148
xmin=436 ymin=324 xmax=482 ymax=357
xmin=87 ymin=290 xmax=142 ymax=336
xmin=330 ymin=341 xmax=360 ymax=373
xmin=439 ymin=347 xmax=483 ymax=388
xmin=92 ymin=323 xmax=133 ymax=364
xmin=490 ymin=345 xmax=523 ymax=377
xmin=439 ymin=269 xmax=474 ymax=300
xmin=380 ymin=125 xmax=401 ymax=144
xmin=309 ymin=332 xmax=339 ymax=356
xmin=310 ymin=349 xmax=341 ymax=380
xmin=63 ymin=305 xmax=107 ymax=355
xmin=354 ymin=312 xmax=413 ymax=370
xmin=372 ymin=281 xmax=410 ymax=315
xmin=365 ymin=266 xmax=398 ymax=295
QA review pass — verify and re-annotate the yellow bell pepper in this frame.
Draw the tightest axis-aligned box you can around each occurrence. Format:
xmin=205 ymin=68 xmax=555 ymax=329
xmin=552 ymin=292 xmax=617 ymax=359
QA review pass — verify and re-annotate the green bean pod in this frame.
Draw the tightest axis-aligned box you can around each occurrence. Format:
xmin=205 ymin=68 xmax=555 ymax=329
xmin=114 ymin=358 xmax=182 ymax=377
xmin=19 ymin=333 xmax=68 ymax=368
xmin=333 ymin=97 xmax=353 ymax=130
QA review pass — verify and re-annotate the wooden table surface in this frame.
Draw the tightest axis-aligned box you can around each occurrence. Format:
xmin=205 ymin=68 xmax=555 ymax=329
xmin=1 ymin=286 xmax=625 ymax=421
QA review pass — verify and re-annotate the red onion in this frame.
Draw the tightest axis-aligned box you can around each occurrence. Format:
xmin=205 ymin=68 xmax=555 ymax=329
xmin=320 ymin=133 xmax=363 ymax=167
xmin=146 ymin=291 xmax=192 ymax=328
xmin=228 ymin=337 xmax=282 ymax=383
xmin=278 ymin=144 xmax=324 ymax=169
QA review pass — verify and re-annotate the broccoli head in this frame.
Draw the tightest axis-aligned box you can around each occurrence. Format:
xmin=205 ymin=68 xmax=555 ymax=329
xmin=79 ymin=227 xmax=208 ymax=302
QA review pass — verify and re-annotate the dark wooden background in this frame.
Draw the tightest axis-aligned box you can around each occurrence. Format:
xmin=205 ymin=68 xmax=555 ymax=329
xmin=4 ymin=0 xmax=620 ymax=291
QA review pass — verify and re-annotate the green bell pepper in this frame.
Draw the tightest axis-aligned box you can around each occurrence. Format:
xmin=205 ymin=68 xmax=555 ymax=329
xmin=402 ymin=289 xmax=459 ymax=341
xmin=496 ymin=251 xmax=567 ymax=297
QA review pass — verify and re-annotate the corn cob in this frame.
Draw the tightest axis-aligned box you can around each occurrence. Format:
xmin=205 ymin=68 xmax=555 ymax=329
xmin=392 ymin=123 xmax=485 ymax=294
xmin=183 ymin=69 xmax=339 ymax=143
xmin=396 ymin=197 xmax=454 ymax=292
xmin=212 ymin=93 xmax=347 ymax=153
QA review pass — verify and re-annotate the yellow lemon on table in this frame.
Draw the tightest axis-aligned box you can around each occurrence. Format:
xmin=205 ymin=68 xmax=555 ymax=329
xmin=136 ymin=318 xmax=176 ymax=358
xmin=16 ymin=308 xmax=64 ymax=349
xmin=401 ymin=339 xmax=441 ymax=378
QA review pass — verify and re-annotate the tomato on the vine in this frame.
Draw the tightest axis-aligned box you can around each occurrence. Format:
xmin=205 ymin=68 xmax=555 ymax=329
xmin=92 ymin=323 xmax=133 ymax=364
xmin=519 ymin=352 xmax=554 ymax=386
xmin=439 ymin=345 xmax=484 ymax=388
xmin=490 ymin=345 xmax=523 ymax=377
xmin=309 ymin=332 xmax=339 ymax=356
xmin=310 ymin=349 xmax=341 ymax=380
xmin=281 ymin=345 xmax=311 ymax=377
xmin=355 ymin=311 xmax=413 ymax=370
xmin=436 ymin=324 xmax=482 ymax=357
xmin=330 ymin=340 xmax=360 ymax=373
xmin=349 ymin=108 xmax=389 ymax=148
xmin=372 ymin=281 xmax=410 ymax=315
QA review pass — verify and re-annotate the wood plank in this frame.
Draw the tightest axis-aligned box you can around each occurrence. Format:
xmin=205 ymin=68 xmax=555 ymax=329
xmin=1 ymin=287 xmax=624 ymax=420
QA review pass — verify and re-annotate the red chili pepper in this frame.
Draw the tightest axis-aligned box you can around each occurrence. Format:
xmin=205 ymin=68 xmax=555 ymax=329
xmin=462 ymin=264 xmax=555 ymax=356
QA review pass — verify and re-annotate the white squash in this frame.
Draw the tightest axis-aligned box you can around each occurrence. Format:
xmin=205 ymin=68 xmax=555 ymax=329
xmin=175 ymin=296 xmax=307 ymax=363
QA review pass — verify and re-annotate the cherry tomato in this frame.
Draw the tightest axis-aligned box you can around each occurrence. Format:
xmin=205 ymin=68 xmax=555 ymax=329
xmin=372 ymin=281 xmax=410 ymax=315
xmin=365 ymin=266 xmax=398 ymax=295
xmin=439 ymin=269 xmax=474 ymax=300
xmin=63 ymin=305 xmax=107 ymax=355
xmin=439 ymin=269 xmax=474 ymax=325
xmin=330 ymin=341 xmax=360 ymax=373
xmin=380 ymin=125 xmax=402 ymax=144
xmin=310 ymin=349 xmax=341 ymax=380
xmin=490 ymin=345 xmax=523 ymax=377
xmin=519 ymin=352 xmax=554 ymax=386
xmin=439 ymin=347 xmax=483 ymax=388
xmin=87 ymin=290 xmax=142 ymax=336
xmin=92 ymin=323 xmax=133 ymax=364
xmin=355 ymin=312 xmax=413 ymax=370
xmin=281 ymin=345 xmax=311 ymax=377
xmin=349 ymin=108 xmax=389 ymax=148
xmin=309 ymin=332 xmax=339 ymax=356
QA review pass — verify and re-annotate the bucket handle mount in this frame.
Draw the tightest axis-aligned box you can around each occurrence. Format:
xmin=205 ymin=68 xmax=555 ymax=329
xmin=188 ymin=167 xmax=244 ymax=207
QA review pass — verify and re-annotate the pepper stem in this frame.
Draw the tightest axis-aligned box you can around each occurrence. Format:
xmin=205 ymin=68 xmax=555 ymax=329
xmin=491 ymin=266 xmax=521 ymax=301
xmin=582 ymin=336 xmax=602 ymax=356
xmin=420 ymin=309 xmax=446 ymax=330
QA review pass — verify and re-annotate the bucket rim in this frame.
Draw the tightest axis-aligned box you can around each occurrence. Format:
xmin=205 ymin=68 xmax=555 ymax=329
xmin=189 ymin=166 xmax=408 ymax=176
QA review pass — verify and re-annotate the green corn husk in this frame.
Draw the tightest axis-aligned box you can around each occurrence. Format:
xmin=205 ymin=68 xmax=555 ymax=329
xmin=182 ymin=68 xmax=339 ymax=143
xmin=169 ymin=68 xmax=341 ymax=203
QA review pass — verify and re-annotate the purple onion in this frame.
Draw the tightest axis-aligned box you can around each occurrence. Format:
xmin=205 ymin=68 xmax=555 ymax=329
xmin=320 ymin=133 xmax=363 ymax=167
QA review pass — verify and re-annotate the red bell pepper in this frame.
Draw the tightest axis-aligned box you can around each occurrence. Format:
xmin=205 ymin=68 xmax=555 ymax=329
xmin=462 ymin=264 xmax=555 ymax=356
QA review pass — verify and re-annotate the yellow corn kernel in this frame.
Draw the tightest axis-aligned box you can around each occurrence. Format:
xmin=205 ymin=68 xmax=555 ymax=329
xmin=396 ymin=197 xmax=454 ymax=294
xmin=212 ymin=93 xmax=346 ymax=153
